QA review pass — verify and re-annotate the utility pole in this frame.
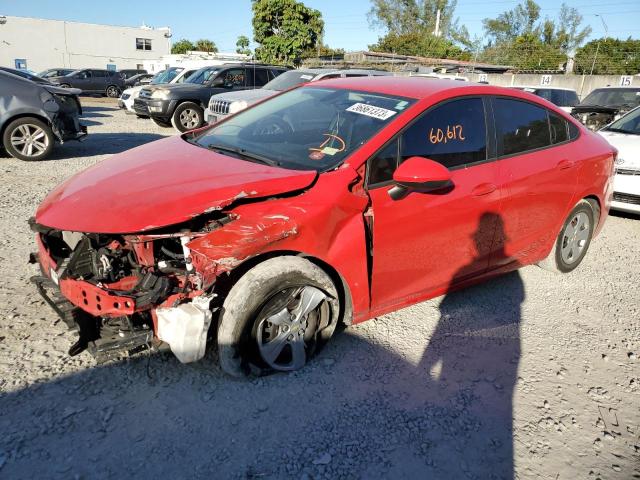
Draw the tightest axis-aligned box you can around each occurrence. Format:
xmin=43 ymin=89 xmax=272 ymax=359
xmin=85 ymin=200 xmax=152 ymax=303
xmin=434 ymin=9 xmax=441 ymax=37
xmin=589 ymin=14 xmax=608 ymax=76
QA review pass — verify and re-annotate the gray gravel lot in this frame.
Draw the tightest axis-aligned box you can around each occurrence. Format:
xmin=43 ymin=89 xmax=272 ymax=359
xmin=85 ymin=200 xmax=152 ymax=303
xmin=0 ymin=98 xmax=638 ymax=479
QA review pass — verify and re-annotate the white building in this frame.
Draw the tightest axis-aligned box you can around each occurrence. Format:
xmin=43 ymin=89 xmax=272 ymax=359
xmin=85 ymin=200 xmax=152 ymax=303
xmin=0 ymin=15 xmax=171 ymax=72
xmin=142 ymin=52 xmax=252 ymax=73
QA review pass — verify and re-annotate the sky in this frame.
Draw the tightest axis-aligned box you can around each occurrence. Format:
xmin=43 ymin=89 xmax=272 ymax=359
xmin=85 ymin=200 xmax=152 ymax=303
xmin=0 ymin=0 xmax=638 ymax=52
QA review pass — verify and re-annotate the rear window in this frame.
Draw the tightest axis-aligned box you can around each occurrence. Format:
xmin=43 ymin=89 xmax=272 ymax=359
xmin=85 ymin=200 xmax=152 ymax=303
xmin=262 ymin=70 xmax=317 ymax=91
xmin=549 ymin=113 xmax=568 ymax=144
xmin=494 ymin=98 xmax=551 ymax=156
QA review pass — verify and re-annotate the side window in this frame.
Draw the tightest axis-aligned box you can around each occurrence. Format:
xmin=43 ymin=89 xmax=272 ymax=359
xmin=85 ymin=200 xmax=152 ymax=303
xmin=565 ymin=91 xmax=579 ymax=107
xmin=92 ymin=70 xmax=106 ymax=78
xmin=535 ymin=89 xmax=553 ymax=102
xmin=549 ymin=113 xmax=568 ymax=144
xmin=77 ymin=70 xmax=90 ymax=79
xmin=368 ymin=139 xmax=399 ymax=186
xmin=346 ymin=73 xmax=367 ymax=77
xmin=568 ymin=122 xmax=580 ymax=140
xmin=401 ymin=98 xmax=487 ymax=169
xmin=550 ymin=90 xmax=565 ymax=106
xmin=319 ymin=74 xmax=340 ymax=80
xmin=494 ymin=98 xmax=551 ymax=156
xmin=175 ymin=70 xmax=194 ymax=83
xmin=222 ymin=68 xmax=246 ymax=87
xmin=251 ymin=68 xmax=270 ymax=87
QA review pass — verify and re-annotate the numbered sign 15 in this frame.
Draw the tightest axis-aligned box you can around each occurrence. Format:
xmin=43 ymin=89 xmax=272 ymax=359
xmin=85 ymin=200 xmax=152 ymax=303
xmin=620 ymin=76 xmax=633 ymax=87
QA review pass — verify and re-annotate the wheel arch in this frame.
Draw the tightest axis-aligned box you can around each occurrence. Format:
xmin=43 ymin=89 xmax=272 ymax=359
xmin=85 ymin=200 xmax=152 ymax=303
xmin=1 ymin=113 xmax=54 ymax=143
xmin=211 ymin=249 xmax=354 ymax=327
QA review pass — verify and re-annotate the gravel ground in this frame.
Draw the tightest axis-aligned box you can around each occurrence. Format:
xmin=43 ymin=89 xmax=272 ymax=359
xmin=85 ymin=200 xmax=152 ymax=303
xmin=0 ymin=99 xmax=638 ymax=479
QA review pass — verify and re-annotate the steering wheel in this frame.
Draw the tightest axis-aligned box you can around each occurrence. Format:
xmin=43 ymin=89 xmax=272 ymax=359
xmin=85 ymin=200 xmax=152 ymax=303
xmin=251 ymin=115 xmax=294 ymax=137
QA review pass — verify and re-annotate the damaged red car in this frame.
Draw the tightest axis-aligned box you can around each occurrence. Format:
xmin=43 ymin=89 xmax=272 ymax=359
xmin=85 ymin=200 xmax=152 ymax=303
xmin=30 ymin=77 xmax=615 ymax=376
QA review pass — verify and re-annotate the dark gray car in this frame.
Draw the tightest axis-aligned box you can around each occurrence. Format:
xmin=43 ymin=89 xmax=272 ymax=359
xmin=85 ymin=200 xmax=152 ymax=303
xmin=0 ymin=71 xmax=86 ymax=161
xmin=49 ymin=69 xmax=126 ymax=97
xmin=135 ymin=63 xmax=289 ymax=132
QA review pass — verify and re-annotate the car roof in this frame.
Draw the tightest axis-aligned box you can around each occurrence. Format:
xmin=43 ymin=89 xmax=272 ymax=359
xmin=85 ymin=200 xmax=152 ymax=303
xmin=306 ymin=76 xmax=542 ymax=101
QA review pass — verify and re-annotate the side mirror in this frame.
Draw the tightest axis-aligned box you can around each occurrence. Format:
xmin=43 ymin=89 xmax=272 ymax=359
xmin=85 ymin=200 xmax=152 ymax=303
xmin=389 ymin=156 xmax=452 ymax=200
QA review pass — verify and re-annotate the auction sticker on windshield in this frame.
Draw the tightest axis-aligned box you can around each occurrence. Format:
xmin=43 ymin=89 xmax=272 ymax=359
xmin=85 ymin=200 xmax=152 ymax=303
xmin=346 ymin=103 xmax=397 ymax=120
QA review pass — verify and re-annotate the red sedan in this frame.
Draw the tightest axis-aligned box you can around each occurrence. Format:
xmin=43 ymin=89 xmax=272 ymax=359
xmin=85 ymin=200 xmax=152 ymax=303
xmin=31 ymin=77 xmax=615 ymax=376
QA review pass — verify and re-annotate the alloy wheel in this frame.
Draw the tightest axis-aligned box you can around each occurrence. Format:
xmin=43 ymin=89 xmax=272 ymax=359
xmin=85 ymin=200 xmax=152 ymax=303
xmin=255 ymin=286 xmax=327 ymax=371
xmin=561 ymin=211 xmax=590 ymax=264
xmin=179 ymin=109 xmax=200 ymax=129
xmin=10 ymin=124 xmax=50 ymax=158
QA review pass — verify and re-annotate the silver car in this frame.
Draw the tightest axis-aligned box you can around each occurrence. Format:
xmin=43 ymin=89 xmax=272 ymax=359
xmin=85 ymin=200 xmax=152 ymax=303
xmin=204 ymin=68 xmax=391 ymax=124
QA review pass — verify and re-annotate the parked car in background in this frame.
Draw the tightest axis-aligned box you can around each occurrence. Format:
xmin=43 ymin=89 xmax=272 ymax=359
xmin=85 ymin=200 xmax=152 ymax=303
xmin=0 ymin=67 xmax=53 ymax=85
xmin=136 ymin=63 xmax=289 ymax=132
xmin=599 ymin=106 xmax=640 ymax=214
xmin=572 ymin=86 xmax=640 ymax=130
xmin=124 ymin=73 xmax=154 ymax=88
xmin=409 ymin=72 xmax=469 ymax=81
xmin=31 ymin=78 xmax=613 ymax=374
xmin=510 ymin=86 xmax=579 ymax=113
xmin=48 ymin=69 xmax=126 ymax=97
xmin=119 ymin=69 xmax=147 ymax=80
xmin=0 ymin=71 xmax=86 ymax=161
xmin=37 ymin=68 xmax=75 ymax=79
xmin=205 ymin=68 xmax=391 ymax=124
xmin=119 ymin=67 xmax=197 ymax=116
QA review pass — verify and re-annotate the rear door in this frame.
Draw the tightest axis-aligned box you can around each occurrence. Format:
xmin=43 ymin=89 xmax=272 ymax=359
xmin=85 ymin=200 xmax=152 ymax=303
xmin=248 ymin=67 xmax=270 ymax=88
xmin=368 ymin=97 xmax=503 ymax=311
xmin=490 ymin=97 xmax=578 ymax=267
xmin=90 ymin=70 xmax=107 ymax=92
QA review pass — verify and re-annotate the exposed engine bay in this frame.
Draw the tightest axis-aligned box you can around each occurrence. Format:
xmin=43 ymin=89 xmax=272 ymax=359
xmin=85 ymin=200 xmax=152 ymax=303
xmin=29 ymin=212 xmax=232 ymax=361
xmin=571 ymin=105 xmax=622 ymax=131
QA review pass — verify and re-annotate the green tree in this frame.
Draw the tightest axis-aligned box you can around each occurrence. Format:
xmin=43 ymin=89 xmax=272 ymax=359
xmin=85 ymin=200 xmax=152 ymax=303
xmin=553 ymin=5 xmax=591 ymax=54
xmin=574 ymin=38 xmax=640 ymax=75
xmin=194 ymin=39 xmax=218 ymax=53
xmin=482 ymin=0 xmax=541 ymax=45
xmin=369 ymin=31 xmax=470 ymax=60
xmin=252 ymin=0 xmax=324 ymax=65
xmin=171 ymin=38 xmax=195 ymax=54
xmin=301 ymin=43 xmax=345 ymax=59
xmin=236 ymin=35 xmax=252 ymax=55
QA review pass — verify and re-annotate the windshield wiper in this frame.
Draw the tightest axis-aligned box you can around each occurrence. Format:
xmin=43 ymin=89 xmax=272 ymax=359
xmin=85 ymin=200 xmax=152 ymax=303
xmin=206 ymin=144 xmax=280 ymax=167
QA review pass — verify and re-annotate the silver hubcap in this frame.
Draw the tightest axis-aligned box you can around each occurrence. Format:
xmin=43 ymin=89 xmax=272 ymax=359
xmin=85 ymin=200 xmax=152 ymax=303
xmin=107 ymin=87 xmax=118 ymax=97
xmin=10 ymin=124 xmax=49 ymax=157
xmin=256 ymin=286 xmax=326 ymax=371
xmin=561 ymin=212 xmax=590 ymax=264
xmin=180 ymin=109 xmax=200 ymax=129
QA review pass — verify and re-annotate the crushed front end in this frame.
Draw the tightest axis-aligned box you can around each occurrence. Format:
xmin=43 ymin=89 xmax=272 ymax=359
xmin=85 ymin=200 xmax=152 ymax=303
xmin=29 ymin=214 xmax=229 ymax=362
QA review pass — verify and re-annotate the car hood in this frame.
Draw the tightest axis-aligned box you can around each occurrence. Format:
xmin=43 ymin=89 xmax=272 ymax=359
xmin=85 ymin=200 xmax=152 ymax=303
xmin=148 ymin=83 xmax=206 ymax=94
xmin=212 ymin=89 xmax=278 ymax=103
xmin=599 ymin=130 xmax=640 ymax=168
xmin=36 ymin=136 xmax=317 ymax=233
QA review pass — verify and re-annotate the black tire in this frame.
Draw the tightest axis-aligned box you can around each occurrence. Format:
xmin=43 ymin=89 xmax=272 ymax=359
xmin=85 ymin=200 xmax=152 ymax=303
xmin=538 ymin=200 xmax=596 ymax=273
xmin=217 ymin=256 xmax=340 ymax=377
xmin=151 ymin=117 xmax=172 ymax=128
xmin=136 ymin=114 xmax=149 ymax=119
xmin=105 ymin=85 xmax=121 ymax=98
xmin=171 ymin=102 xmax=204 ymax=132
xmin=2 ymin=117 xmax=55 ymax=161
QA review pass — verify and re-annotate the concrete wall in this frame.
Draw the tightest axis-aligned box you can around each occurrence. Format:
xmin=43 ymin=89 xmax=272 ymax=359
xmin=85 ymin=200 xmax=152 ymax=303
xmin=0 ymin=16 xmax=171 ymax=72
xmin=466 ymin=73 xmax=637 ymax=99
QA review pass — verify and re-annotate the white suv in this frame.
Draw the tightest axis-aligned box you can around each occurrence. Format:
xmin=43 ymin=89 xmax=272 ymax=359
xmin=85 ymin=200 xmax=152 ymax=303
xmin=119 ymin=67 xmax=196 ymax=115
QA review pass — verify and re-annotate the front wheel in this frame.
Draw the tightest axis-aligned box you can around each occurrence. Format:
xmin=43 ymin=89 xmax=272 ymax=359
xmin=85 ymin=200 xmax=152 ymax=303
xmin=105 ymin=85 xmax=121 ymax=98
xmin=538 ymin=200 xmax=596 ymax=273
xmin=171 ymin=102 xmax=204 ymax=132
xmin=217 ymin=257 xmax=340 ymax=377
xmin=2 ymin=117 xmax=55 ymax=161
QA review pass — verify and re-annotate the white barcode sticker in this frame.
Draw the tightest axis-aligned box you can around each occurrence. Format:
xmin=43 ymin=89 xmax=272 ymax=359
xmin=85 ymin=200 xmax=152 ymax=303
xmin=346 ymin=103 xmax=397 ymax=120
xmin=300 ymin=74 xmax=314 ymax=80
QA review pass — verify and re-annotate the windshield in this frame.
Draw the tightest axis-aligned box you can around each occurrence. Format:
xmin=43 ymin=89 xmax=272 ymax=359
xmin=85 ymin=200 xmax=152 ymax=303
xmin=186 ymin=67 xmax=219 ymax=85
xmin=262 ymin=70 xmax=317 ymax=91
xmin=192 ymin=86 xmax=414 ymax=171
xmin=581 ymin=88 xmax=640 ymax=108
xmin=605 ymin=107 xmax=640 ymax=135
xmin=38 ymin=69 xmax=72 ymax=78
xmin=152 ymin=67 xmax=184 ymax=84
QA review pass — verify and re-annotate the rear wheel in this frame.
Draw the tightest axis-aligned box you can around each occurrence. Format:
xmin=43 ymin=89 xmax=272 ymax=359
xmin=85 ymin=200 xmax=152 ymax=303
xmin=171 ymin=102 xmax=204 ymax=132
xmin=105 ymin=85 xmax=121 ymax=98
xmin=2 ymin=117 xmax=54 ymax=161
xmin=217 ymin=257 xmax=340 ymax=377
xmin=538 ymin=200 xmax=596 ymax=273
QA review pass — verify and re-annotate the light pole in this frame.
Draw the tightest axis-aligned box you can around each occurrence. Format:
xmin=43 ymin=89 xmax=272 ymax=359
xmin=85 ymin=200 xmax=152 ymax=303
xmin=589 ymin=14 xmax=609 ymax=76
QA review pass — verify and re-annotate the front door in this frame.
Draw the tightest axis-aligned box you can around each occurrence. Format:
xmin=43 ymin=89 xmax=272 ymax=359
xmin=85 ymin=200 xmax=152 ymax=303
xmin=368 ymin=97 xmax=502 ymax=312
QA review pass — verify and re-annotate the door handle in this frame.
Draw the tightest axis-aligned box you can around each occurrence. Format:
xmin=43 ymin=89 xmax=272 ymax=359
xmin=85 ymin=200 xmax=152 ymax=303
xmin=557 ymin=159 xmax=574 ymax=170
xmin=471 ymin=183 xmax=497 ymax=196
